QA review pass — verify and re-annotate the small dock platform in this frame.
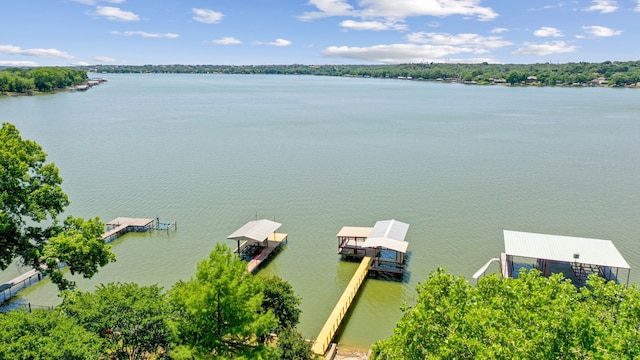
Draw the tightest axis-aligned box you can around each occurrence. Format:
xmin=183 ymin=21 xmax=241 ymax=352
xmin=102 ymin=217 xmax=176 ymax=243
xmin=227 ymin=219 xmax=287 ymax=273
xmin=312 ymin=256 xmax=373 ymax=356
xmin=2 ymin=215 xmax=175 ymax=303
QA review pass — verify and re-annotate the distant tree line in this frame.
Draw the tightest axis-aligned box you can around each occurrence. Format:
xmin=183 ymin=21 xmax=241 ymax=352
xmin=0 ymin=67 xmax=88 ymax=94
xmin=79 ymin=61 xmax=640 ymax=87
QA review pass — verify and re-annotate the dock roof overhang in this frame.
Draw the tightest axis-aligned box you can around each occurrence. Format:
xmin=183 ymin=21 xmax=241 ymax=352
xmin=336 ymin=226 xmax=373 ymax=238
xmin=363 ymin=219 xmax=410 ymax=253
xmin=504 ymin=230 xmax=630 ymax=269
xmin=228 ymin=219 xmax=282 ymax=243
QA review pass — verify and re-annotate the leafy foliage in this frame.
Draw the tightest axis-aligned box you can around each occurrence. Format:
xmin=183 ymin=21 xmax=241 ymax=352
xmin=0 ymin=309 xmax=104 ymax=360
xmin=0 ymin=67 xmax=87 ymax=93
xmin=0 ymin=122 xmax=115 ymax=290
xmin=372 ymin=268 xmax=640 ymax=359
xmin=60 ymin=282 xmax=174 ymax=359
xmin=169 ymin=243 xmax=278 ymax=358
xmin=274 ymin=327 xmax=316 ymax=360
xmin=260 ymin=275 xmax=302 ymax=331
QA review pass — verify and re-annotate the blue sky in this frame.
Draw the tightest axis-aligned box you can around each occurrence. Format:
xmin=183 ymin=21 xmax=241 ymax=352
xmin=2 ymin=0 xmax=639 ymax=66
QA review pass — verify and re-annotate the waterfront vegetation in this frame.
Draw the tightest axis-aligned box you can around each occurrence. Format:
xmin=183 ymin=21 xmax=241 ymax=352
xmin=372 ymin=269 xmax=640 ymax=359
xmin=79 ymin=61 xmax=640 ymax=87
xmin=0 ymin=122 xmax=114 ymax=291
xmin=0 ymin=67 xmax=87 ymax=94
xmin=1 ymin=245 xmax=314 ymax=359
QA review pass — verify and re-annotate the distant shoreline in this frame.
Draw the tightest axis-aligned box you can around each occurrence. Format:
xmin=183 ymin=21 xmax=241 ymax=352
xmin=76 ymin=61 xmax=640 ymax=88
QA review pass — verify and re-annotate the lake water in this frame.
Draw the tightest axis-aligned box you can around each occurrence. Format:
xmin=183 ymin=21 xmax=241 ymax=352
xmin=1 ymin=74 xmax=640 ymax=350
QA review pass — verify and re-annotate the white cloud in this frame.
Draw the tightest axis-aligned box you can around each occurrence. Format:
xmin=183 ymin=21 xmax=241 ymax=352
xmin=636 ymin=0 xmax=640 ymax=11
xmin=112 ymin=31 xmax=179 ymax=38
xmin=94 ymin=56 xmax=118 ymax=62
xmin=0 ymin=45 xmax=74 ymax=59
xmin=491 ymin=27 xmax=508 ymax=34
xmin=299 ymin=0 xmax=357 ymax=20
xmin=581 ymin=25 xmax=622 ymax=37
xmin=323 ymin=43 xmax=483 ymax=63
xmin=94 ymin=6 xmax=139 ymax=21
xmin=267 ymin=39 xmax=292 ymax=47
xmin=407 ymin=32 xmax=511 ymax=49
xmin=0 ymin=60 xmax=39 ymax=67
xmin=192 ymin=8 xmax=224 ymax=24
xmin=71 ymin=0 xmax=125 ymax=5
xmin=340 ymin=20 xmax=407 ymax=31
xmin=584 ymin=0 xmax=618 ymax=13
xmin=534 ymin=27 xmax=563 ymax=37
xmin=301 ymin=0 xmax=498 ymax=22
xmin=211 ymin=37 xmax=242 ymax=45
xmin=73 ymin=61 xmax=93 ymax=66
xmin=513 ymin=41 xmax=577 ymax=56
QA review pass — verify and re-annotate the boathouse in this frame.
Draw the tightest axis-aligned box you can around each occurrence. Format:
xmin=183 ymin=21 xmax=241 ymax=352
xmin=227 ymin=219 xmax=288 ymax=273
xmin=336 ymin=219 xmax=410 ymax=276
xmin=363 ymin=219 xmax=410 ymax=277
xmin=474 ymin=230 xmax=631 ymax=287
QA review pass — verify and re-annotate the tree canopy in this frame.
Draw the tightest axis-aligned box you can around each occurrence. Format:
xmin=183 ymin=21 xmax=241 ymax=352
xmin=0 ymin=309 xmax=105 ymax=360
xmin=372 ymin=268 xmax=640 ymax=359
xmin=0 ymin=122 xmax=115 ymax=290
xmin=60 ymin=282 xmax=175 ymax=359
xmin=0 ymin=67 xmax=87 ymax=94
xmin=169 ymin=243 xmax=279 ymax=358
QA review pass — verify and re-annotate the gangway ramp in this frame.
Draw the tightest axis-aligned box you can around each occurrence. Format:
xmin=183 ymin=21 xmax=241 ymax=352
xmin=311 ymin=256 xmax=373 ymax=356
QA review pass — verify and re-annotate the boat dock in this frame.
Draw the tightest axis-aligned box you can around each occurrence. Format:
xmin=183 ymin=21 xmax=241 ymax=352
xmin=2 ymin=216 xmax=176 ymax=303
xmin=311 ymin=256 xmax=372 ymax=356
xmin=0 ymin=269 xmax=42 ymax=303
xmin=227 ymin=219 xmax=288 ymax=273
xmin=102 ymin=217 xmax=176 ymax=243
xmin=313 ymin=219 xmax=411 ymax=356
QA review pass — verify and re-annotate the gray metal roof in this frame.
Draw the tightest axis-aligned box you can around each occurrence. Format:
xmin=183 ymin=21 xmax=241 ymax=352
xmin=227 ymin=219 xmax=282 ymax=242
xmin=504 ymin=230 xmax=630 ymax=269
xmin=363 ymin=219 xmax=410 ymax=253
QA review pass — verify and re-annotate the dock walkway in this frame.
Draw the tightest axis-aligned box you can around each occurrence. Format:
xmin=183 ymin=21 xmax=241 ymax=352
xmin=311 ymin=256 xmax=373 ymax=356
xmin=2 ymin=216 xmax=173 ymax=303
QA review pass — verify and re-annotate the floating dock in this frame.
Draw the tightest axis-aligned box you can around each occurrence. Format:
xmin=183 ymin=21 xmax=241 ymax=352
xmin=227 ymin=219 xmax=287 ymax=273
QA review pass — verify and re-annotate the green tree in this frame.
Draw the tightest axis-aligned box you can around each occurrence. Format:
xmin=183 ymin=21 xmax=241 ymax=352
xmin=0 ymin=309 xmax=105 ymax=359
xmin=274 ymin=327 xmax=316 ymax=360
xmin=260 ymin=275 xmax=302 ymax=331
xmin=0 ymin=122 xmax=115 ymax=290
xmin=372 ymin=268 xmax=640 ymax=359
xmin=169 ymin=243 xmax=278 ymax=358
xmin=60 ymin=282 xmax=174 ymax=359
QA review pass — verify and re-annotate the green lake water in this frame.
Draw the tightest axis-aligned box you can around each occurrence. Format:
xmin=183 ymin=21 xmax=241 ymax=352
xmin=1 ymin=74 xmax=640 ymax=349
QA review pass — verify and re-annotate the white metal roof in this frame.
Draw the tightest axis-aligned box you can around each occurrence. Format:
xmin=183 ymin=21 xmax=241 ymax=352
xmin=227 ymin=219 xmax=282 ymax=242
xmin=504 ymin=230 xmax=630 ymax=269
xmin=363 ymin=219 xmax=410 ymax=253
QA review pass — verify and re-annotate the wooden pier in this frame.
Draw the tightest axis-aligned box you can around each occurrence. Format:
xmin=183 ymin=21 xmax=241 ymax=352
xmin=245 ymin=233 xmax=288 ymax=273
xmin=1 ymin=269 xmax=42 ymax=303
xmin=2 ymin=216 xmax=175 ymax=303
xmin=312 ymin=256 xmax=373 ymax=356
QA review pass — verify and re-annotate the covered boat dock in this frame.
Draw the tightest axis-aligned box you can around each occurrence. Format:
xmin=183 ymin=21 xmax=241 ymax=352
xmin=227 ymin=219 xmax=288 ymax=273
xmin=475 ymin=230 xmax=631 ymax=287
